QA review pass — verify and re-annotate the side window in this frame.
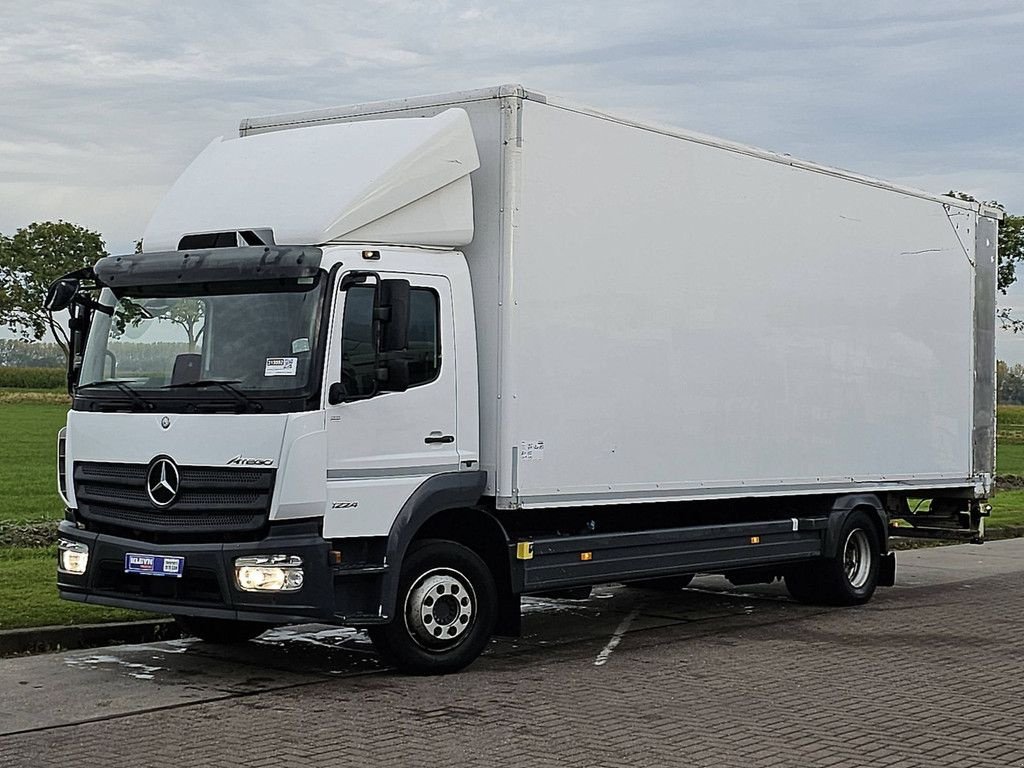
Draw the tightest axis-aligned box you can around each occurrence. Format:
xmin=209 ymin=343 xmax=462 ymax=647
xmin=339 ymin=286 xmax=377 ymax=397
xmin=338 ymin=284 xmax=441 ymax=398
xmin=404 ymin=289 xmax=441 ymax=387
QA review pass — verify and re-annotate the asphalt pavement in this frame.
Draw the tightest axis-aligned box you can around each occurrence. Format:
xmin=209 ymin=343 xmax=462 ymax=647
xmin=1 ymin=539 xmax=1023 ymax=767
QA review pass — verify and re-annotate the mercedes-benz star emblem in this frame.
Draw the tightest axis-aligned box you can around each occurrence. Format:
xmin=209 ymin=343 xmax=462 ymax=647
xmin=146 ymin=457 xmax=180 ymax=507
xmin=160 ymin=416 xmax=171 ymax=430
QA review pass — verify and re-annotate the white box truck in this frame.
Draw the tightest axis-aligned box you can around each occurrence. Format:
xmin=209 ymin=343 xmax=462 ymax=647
xmin=48 ymin=85 xmax=999 ymax=674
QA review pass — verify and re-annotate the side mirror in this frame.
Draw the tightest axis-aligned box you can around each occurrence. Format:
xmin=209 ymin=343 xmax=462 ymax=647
xmin=380 ymin=279 xmax=410 ymax=352
xmin=44 ymin=278 xmax=80 ymax=312
xmin=330 ymin=274 xmax=413 ymax=404
xmin=328 ymin=378 xmax=383 ymax=405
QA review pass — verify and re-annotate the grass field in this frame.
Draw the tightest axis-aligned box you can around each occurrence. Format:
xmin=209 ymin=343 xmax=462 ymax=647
xmin=987 ymin=491 xmax=1024 ymax=527
xmin=997 ymin=404 xmax=1024 ymax=475
xmin=0 ymin=397 xmax=69 ymax=523
xmin=0 ymin=547 xmax=150 ymax=629
xmin=991 ymin=405 xmax=1024 ymax=527
xmin=0 ymin=392 xmax=155 ymax=628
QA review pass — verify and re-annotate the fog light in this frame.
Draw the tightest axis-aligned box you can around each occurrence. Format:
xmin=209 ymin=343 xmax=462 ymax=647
xmin=58 ymin=539 xmax=89 ymax=575
xmin=234 ymin=555 xmax=304 ymax=592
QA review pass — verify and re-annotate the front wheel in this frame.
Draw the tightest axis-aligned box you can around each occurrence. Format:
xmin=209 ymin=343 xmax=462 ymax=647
xmin=368 ymin=539 xmax=497 ymax=675
xmin=174 ymin=615 xmax=272 ymax=644
xmin=785 ymin=509 xmax=881 ymax=606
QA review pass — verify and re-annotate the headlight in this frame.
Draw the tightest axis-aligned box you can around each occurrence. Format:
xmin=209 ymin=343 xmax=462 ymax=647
xmin=234 ymin=554 xmax=304 ymax=592
xmin=58 ymin=539 xmax=89 ymax=575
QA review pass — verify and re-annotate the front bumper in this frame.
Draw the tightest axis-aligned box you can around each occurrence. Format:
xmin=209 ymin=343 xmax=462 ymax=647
xmin=56 ymin=520 xmax=383 ymax=625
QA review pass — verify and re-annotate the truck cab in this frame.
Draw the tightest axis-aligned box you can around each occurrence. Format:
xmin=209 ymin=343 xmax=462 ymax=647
xmin=54 ymin=109 xmax=503 ymax=671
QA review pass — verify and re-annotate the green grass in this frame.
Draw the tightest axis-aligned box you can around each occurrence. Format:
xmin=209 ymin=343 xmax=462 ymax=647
xmin=0 ymin=367 xmax=65 ymax=389
xmin=998 ymin=405 xmax=1024 ymax=476
xmin=0 ymin=547 xmax=155 ymax=630
xmin=989 ymin=490 xmax=1024 ymax=528
xmin=0 ymin=400 xmax=70 ymax=523
xmin=997 ymin=404 xmax=1024 ymax=427
xmin=992 ymin=406 xmax=1024 ymax=527
xmin=0 ymin=387 xmax=69 ymax=405
xmin=996 ymin=443 xmax=1024 ymax=476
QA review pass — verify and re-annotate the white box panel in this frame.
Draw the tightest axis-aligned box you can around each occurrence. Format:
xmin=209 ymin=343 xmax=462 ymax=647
xmin=506 ymin=100 xmax=976 ymax=506
xmin=242 ymin=86 xmax=992 ymax=510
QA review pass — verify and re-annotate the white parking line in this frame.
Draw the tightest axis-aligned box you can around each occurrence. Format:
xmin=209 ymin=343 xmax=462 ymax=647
xmin=594 ymin=606 xmax=642 ymax=667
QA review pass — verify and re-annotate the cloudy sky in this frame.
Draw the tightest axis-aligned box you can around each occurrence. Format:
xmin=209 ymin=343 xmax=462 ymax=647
xmin=3 ymin=0 xmax=1024 ymax=355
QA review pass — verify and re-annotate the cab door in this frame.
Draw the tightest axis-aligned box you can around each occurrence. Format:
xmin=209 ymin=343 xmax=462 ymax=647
xmin=323 ymin=272 xmax=458 ymax=538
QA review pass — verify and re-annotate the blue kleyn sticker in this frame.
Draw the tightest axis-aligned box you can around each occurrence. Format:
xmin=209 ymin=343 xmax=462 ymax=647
xmin=125 ymin=553 xmax=185 ymax=578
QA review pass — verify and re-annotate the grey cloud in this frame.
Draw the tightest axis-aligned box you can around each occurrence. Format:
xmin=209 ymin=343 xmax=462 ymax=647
xmin=1 ymin=0 xmax=1021 ymax=251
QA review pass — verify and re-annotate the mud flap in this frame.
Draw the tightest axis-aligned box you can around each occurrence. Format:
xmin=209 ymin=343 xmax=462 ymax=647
xmin=494 ymin=593 xmax=522 ymax=637
xmin=878 ymin=552 xmax=897 ymax=587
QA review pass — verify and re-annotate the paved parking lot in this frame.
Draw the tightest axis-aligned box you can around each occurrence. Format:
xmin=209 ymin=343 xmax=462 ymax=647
xmin=2 ymin=539 xmax=1023 ymax=767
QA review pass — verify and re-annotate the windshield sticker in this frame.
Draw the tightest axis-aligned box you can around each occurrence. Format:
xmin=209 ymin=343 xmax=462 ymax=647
xmin=291 ymin=337 xmax=310 ymax=354
xmin=265 ymin=357 xmax=298 ymax=377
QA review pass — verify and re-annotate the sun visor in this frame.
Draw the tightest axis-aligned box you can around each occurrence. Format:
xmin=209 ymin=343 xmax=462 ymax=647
xmin=142 ymin=108 xmax=480 ymax=251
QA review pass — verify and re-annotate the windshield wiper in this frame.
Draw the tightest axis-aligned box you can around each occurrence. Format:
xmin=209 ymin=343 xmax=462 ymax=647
xmin=77 ymin=380 xmax=154 ymax=411
xmin=163 ymin=379 xmax=263 ymax=412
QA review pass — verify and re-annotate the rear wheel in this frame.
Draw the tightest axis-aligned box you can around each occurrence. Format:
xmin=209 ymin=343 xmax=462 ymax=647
xmin=174 ymin=616 xmax=271 ymax=644
xmin=368 ymin=539 xmax=497 ymax=675
xmin=785 ymin=509 xmax=881 ymax=606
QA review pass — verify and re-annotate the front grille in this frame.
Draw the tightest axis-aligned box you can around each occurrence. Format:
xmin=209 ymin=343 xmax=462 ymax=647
xmin=74 ymin=461 xmax=275 ymax=541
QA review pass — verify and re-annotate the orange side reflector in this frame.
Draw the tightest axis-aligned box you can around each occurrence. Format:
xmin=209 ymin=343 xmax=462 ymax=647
xmin=750 ymin=536 xmax=761 ymax=545
xmin=580 ymin=552 xmax=593 ymax=561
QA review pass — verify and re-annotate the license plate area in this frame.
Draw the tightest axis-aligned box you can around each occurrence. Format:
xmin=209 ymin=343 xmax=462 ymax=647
xmin=125 ymin=553 xmax=185 ymax=578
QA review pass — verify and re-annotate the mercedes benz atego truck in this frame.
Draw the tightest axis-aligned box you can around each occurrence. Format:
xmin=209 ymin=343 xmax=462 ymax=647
xmin=48 ymin=85 xmax=998 ymax=673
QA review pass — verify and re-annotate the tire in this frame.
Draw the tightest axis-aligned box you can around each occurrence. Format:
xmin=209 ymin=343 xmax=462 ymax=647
xmin=627 ymin=574 xmax=695 ymax=591
xmin=785 ymin=509 xmax=881 ymax=606
xmin=783 ymin=567 xmax=825 ymax=603
xmin=174 ymin=615 xmax=271 ymax=644
xmin=368 ymin=539 xmax=497 ymax=675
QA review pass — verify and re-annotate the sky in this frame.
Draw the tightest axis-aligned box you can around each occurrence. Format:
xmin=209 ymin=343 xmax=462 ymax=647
xmin=2 ymin=0 xmax=1024 ymax=356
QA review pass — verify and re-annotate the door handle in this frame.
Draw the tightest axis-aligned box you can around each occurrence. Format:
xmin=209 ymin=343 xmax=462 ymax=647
xmin=424 ymin=434 xmax=455 ymax=444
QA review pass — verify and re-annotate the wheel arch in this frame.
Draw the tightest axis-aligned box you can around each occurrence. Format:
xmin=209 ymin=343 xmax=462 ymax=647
xmin=382 ymin=471 xmax=519 ymax=633
xmin=826 ymin=494 xmax=888 ymax=558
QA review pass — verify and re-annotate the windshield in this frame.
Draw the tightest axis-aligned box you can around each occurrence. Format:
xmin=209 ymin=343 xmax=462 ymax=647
xmin=78 ymin=276 xmax=326 ymax=400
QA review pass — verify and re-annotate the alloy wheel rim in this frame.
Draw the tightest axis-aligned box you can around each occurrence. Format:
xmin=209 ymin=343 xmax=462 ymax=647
xmin=404 ymin=567 xmax=476 ymax=650
xmin=843 ymin=529 xmax=872 ymax=589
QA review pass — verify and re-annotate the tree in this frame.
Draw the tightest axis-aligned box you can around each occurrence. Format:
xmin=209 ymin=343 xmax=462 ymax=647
xmin=997 ymin=360 xmax=1024 ymax=404
xmin=947 ymin=192 xmax=1024 ymax=331
xmin=0 ymin=339 xmax=64 ymax=367
xmin=132 ymin=237 xmax=204 ymax=351
xmin=0 ymin=221 xmax=107 ymax=362
xmin=166 ymin=299 xmax=205 ymax=352
xmin=998 ymin=214 xmax=1024 ymax=331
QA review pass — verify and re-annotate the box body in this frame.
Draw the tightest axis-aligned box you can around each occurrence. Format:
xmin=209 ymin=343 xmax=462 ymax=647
xmin=242 ymin=86 xmax=996 ymax=510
